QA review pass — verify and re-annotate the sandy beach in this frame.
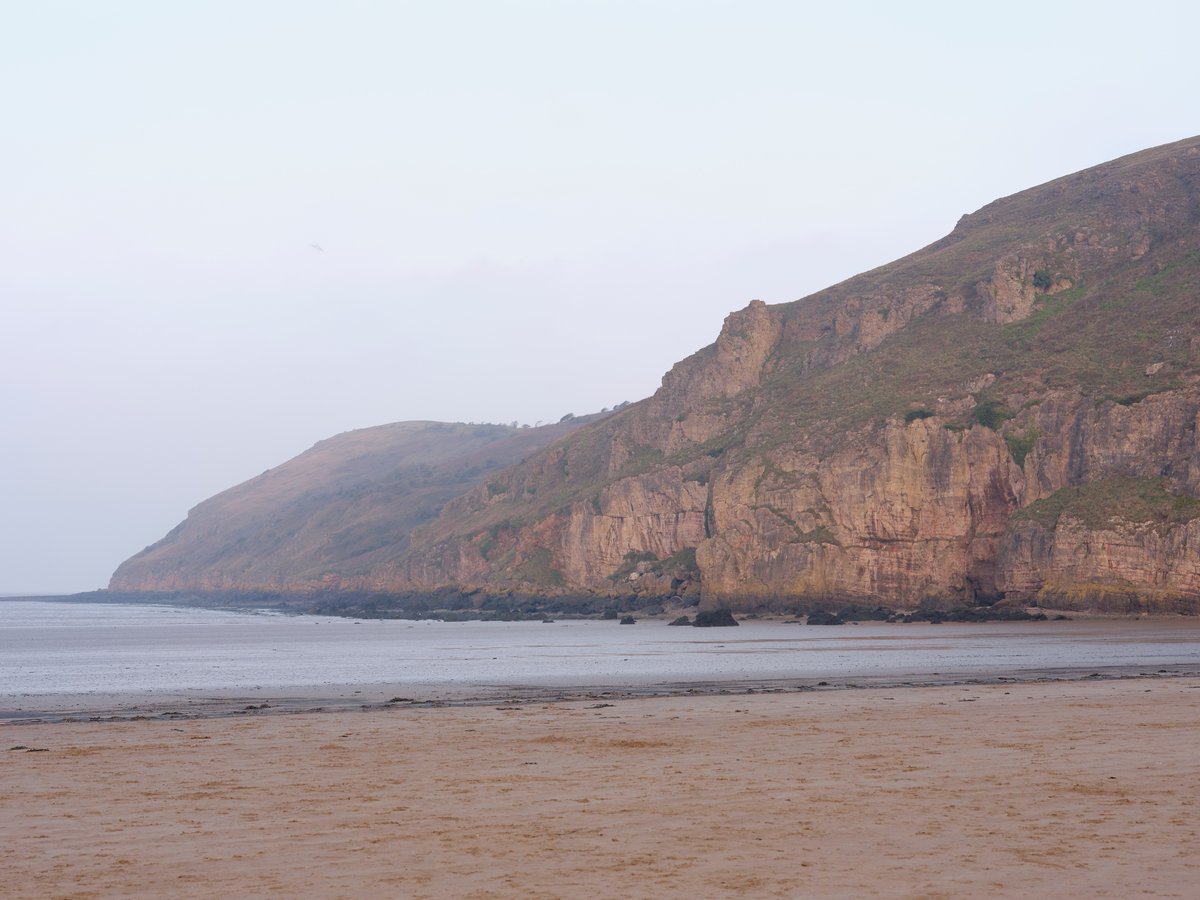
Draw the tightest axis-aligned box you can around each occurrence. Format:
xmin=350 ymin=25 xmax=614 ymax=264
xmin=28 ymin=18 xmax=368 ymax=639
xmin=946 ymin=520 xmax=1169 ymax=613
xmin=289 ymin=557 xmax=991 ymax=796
xmin=3 ymin=676 xmax=1198 ymax=898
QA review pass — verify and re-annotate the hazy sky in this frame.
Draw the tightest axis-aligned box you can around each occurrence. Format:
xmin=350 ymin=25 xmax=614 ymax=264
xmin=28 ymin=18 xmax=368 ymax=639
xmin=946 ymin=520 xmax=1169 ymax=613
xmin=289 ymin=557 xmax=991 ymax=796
xmin=3 ymin=1 xmax=1198 ymax=593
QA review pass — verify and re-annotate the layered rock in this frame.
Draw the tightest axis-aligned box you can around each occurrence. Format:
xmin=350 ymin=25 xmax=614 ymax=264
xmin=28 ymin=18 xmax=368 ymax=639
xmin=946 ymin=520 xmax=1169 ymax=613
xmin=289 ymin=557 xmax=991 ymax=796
xmin=1002 ymin=514 xmax=1200 ymax=614
xmin=696 ymin=418 xmax=1023 ymax=608
xmin=997 ymin=469 xmax=1200 ymax=613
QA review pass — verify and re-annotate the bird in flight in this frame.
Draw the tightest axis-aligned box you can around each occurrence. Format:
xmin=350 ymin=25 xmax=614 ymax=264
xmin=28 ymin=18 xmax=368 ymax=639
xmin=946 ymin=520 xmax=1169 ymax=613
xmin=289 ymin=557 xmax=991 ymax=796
xmin=309 ymin=243 xmax=325 ymax=252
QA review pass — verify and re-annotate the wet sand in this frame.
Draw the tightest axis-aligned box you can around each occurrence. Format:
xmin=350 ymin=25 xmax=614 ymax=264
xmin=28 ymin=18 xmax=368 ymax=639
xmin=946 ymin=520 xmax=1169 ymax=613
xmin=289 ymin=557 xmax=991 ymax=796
xmin=4 ymin=676 xmax=1199 ymax=898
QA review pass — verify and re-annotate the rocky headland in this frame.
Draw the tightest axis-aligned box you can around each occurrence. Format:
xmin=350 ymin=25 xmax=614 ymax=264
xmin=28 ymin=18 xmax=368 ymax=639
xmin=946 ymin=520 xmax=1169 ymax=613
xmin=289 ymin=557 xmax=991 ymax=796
xmin=111 ymin=136 xmax=1200 ymax=617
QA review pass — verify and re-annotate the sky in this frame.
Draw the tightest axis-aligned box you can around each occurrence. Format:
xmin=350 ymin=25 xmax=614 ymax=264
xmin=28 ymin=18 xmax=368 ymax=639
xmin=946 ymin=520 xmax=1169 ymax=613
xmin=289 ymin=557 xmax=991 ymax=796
xmin=2 ymin=0 xmax=1198 ymax=593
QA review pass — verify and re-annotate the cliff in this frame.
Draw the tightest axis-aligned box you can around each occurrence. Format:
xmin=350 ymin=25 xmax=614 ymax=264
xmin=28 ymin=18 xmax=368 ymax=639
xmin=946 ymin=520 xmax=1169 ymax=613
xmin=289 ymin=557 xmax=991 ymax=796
xmin=112 ymin=136 xmax=1200 ymax=614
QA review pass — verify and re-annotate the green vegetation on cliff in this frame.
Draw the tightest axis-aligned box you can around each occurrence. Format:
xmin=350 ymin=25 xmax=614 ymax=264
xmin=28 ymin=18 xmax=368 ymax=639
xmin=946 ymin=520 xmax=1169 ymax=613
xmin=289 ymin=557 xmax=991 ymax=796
xmin=1012 ymin=478 xmax=1200 ymax=532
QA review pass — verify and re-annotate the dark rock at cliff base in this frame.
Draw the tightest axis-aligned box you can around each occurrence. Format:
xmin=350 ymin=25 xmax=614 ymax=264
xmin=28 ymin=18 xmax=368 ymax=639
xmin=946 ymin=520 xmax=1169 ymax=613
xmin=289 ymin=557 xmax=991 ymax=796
xmin=693 ymin=609 xmax=738 ymax=627
xmin=837 ymin=605 xmax=895 ymax=622
xmin=667 ymin=615 xmax=692 ymax=626
xmin=806 ymin=610 xmax=845 ymax=626
xmin=902 ymin=607 xmax=1049 ymax=623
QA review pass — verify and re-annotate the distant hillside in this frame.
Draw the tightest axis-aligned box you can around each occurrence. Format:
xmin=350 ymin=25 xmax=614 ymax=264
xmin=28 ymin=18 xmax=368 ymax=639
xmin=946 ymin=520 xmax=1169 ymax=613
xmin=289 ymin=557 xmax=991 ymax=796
xmin=110 ymin=418 xmax=601 ymax=592
xmin=113 ymin=136 xmax=1200 ymax=615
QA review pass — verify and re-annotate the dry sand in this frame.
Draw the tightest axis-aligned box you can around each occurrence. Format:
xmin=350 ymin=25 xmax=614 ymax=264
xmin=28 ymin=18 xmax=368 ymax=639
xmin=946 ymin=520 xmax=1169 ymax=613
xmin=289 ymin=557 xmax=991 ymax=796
xmin=3 ymin=677 xmax=1199 ymax=898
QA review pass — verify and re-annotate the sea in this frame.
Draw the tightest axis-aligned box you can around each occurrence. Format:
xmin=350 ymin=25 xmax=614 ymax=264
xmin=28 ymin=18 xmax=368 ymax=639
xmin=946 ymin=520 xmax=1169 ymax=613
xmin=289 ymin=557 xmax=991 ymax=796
xmin=4 ymin=599 xmax=1200 ymax=710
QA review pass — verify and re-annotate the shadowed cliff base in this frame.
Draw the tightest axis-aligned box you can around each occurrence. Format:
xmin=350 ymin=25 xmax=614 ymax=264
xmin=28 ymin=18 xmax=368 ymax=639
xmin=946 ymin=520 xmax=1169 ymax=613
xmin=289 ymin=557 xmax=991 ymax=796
xmin=79 ymin=589 xmax=1091 ymax=624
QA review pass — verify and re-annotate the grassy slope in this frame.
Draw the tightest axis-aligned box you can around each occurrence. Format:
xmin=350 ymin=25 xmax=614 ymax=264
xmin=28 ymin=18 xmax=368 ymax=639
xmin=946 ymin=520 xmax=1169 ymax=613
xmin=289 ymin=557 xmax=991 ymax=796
xmin=110 ymin=419 xmax=598 ymax=587
xmin=1012 ymin=478 xmax=1200 ymax=531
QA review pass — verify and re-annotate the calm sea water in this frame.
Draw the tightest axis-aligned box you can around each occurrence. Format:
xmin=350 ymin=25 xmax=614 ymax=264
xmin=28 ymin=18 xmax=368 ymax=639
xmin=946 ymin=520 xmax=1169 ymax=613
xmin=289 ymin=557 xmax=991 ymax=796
xmin=3 ymin=600 xmax=1200 ymax=703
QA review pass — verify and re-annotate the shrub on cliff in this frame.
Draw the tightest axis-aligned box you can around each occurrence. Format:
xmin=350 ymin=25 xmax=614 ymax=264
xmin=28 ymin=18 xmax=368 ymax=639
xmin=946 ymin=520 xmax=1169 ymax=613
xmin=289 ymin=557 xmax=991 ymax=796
xmin=971 ymin=398 xmax=1013 ymax=430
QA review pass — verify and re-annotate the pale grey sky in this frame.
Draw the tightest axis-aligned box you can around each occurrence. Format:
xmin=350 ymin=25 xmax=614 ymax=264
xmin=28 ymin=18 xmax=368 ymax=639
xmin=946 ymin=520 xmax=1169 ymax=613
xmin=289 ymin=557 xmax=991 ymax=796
xmin=2 ymin=1 xmax=1197 ymax=593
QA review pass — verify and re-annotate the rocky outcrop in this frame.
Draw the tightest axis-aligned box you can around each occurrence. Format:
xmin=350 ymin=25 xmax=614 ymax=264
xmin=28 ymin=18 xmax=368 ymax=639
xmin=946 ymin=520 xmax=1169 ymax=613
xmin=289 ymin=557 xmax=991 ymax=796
xmin=659 ymin=299 xmax=781 ymax=405
xmin=977 ymin=255 xmax=1039 ymax=324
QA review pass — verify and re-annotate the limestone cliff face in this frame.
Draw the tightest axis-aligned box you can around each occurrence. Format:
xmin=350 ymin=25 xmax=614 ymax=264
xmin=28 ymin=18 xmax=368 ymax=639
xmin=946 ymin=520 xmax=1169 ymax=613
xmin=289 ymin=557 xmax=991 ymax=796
xmin=1001 ymin=515 xmax=1200 ymax=614
xmin=388 ymin=136 xmax=1200 ymax=614
xmin=1021 ymin=392 xmax=1200 ymax=502
xmin=989 ymin=390 xmax=1200 ymax=612
xmin=694 ymin=389 xmax=1200 ymax=611
xmin=112 ymin=136 xmax=1200 ymax=614
xmin=560 ymin=472 xmax=710 ymax=584
xmin=696 ymin=419 xmax=1023 ymax=608
xmin=389 ymin=386 xmax=1200 ymax=614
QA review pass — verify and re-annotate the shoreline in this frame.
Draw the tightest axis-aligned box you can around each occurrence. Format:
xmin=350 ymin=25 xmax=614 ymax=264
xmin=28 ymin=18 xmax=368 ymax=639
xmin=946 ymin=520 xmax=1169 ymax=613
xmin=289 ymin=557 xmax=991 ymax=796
xmin=7 ymin=591 xmax=1192 ymax=623
xmin=6 ymin=662 xmax=1198 ymax=725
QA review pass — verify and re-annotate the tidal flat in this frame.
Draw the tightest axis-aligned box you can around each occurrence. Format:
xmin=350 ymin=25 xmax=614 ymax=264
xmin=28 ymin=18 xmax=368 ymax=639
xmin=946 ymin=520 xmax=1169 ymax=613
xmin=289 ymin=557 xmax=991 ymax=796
xmin=5 ymin=600 xmax=1200 ymax=720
